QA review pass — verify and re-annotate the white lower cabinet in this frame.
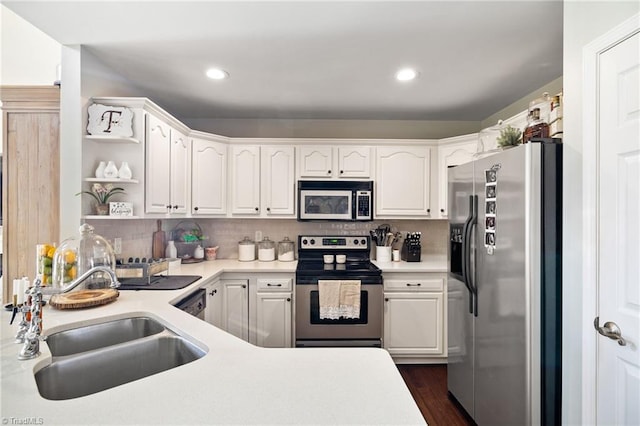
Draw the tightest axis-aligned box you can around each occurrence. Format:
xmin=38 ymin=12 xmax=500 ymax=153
xmin=254 ymin=277 xmax=293 ymax=348
xmin=256 ymin=292 xmax=292 ymax=348
xmin=204 ymin=279 xmax=223 ymax=328
xmin=383 ymin=273 xmax=446 ymax=362
xmin=210 ymin=274 xmax=293 ymax=348
xmin=222 ymin=279 xmax=249 ymax=341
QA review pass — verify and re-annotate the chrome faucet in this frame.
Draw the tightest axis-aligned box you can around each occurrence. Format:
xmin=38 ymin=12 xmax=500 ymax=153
xmin=57 ymin=265 xmax=120 ymax=293
xmin=17 ymin=267 xmax=120 ymax=360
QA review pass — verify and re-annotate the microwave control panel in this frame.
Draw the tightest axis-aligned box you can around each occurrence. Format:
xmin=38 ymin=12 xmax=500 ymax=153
xmin=355 ymin=190 xmax=372 ymax=220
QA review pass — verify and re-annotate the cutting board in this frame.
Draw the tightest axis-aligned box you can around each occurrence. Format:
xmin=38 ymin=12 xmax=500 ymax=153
xmin=49 ymin=289 xmax=119 ymax=310
xmin=152 ymin=219 xmax=166 ymax=259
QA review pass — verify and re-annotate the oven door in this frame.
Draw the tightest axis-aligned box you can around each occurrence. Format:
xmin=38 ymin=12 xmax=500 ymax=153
xmin=295 ymin=283 xmax=383 ymax=346
xmin=299 ymin=190 xmax=353 ymax=220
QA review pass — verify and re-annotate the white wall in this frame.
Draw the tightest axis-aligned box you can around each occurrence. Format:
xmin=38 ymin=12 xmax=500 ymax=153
xmin=59 ymin=46 xmax=147 ymax=238
xmin=0 ymin=5 xmax=61 ymax=85
xmin=184 ymin=117 xmax=481 ymax=139
xmin=563 ymin=2 xmax=639 ymax=425
xmin=0 ymin=4 xmax=61 ymax=158
xmin=480 ymin=77 xmax=563 ymax=130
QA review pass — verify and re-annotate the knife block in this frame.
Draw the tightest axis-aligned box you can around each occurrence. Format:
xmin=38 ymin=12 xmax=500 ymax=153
xmin=401 ymin=240 xmax=421 ymax=262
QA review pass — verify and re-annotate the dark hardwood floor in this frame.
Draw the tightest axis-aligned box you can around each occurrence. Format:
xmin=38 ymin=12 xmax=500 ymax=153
xmin=397 ymin=364 xmax=473 ymax=426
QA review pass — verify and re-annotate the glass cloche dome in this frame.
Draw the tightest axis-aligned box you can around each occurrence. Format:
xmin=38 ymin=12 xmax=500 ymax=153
xmin=51 ymin=223 xmax=116 ymax=292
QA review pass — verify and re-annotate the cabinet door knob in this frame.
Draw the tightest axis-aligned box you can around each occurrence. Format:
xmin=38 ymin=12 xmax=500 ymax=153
xmin=242 ymin=284 xmax=247 ymax=288
xmin=340 ymin=170 xmax=344 ymax=174
xmin=287 ymin=298 xmax=291 ymax=302
xmin=440 ymin=208 xmax=445 ymax=213
xmin=427 ymin=209 xmax=430 ymax=213
xmin=166 ymin=205 xmax=172 ymax=210
xmin=209 ymin=289 xmax=217 ymax=296
xmin=327 ymin=170 xmax=331 ymax=174
xmin=266 ymin=207 xmax=271 ymax=212
xmin=194 ymin=206 xmax=199 ymax=211
xmin=385 ymin=298 xmax=389 ymax=302
xmin=173 ymin=205 xmax=178 ymax=210
xmin=255 ymin=207 xmax=259 ymax=212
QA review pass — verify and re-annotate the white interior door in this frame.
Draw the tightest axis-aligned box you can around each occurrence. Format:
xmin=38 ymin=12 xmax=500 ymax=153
xmin=596 ymin=28 xmax=640 ymax=426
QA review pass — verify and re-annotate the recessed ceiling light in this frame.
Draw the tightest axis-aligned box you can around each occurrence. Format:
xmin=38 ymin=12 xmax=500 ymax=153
xmin=206 ymin=68 xmax=229 ymax=80
xmin=396 ymin=68 xmax=418 ymax=82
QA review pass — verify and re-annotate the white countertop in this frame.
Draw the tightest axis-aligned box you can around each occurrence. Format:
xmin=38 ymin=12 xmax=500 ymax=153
xmin=1 ymin=259 xmax=432 ymax=425
xmin=373 ymin=256 xmax=447 ymax=273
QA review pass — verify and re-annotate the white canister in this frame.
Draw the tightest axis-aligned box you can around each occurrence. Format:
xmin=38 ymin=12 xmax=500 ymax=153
xmin=238 ymin=237 xmax=256 ymax=262
xmin=258 ymin=237 xmax=276 ymax=262
xmin=376 ymin=246 xmax=392 ymax=262
xmin=193 ymin=244 xmax=204 ymax=259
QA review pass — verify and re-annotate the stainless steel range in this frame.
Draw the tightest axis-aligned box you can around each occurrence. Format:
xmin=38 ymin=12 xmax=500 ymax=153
xmin=295 ymin=235 xmax=383 ymax=348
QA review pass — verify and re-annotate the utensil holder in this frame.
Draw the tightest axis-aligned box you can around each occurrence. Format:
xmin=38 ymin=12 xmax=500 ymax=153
xmin=376 ymin=246 xmax=391 ymax=262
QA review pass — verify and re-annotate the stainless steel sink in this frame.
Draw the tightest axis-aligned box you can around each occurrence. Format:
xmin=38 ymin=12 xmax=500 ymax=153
xmin=45 ymin=317 xmax=165 ymax=356
xmin=36 ymin=318 xmax=207 ymax=400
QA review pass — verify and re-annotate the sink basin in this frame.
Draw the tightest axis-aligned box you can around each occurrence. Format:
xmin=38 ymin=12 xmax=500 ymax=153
xmin=36 ymin=316 xmax=207 ymax=400
xmin=45 ymin=317 xmax=165 ymax=357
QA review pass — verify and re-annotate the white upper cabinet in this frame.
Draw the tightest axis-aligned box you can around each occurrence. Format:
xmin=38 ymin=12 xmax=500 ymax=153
xmin=376 ymin=146 xmax=431 ymax=217
xmin=298 ymin=145 xmax=333 ymax=178
xmin=191 ymin=138 xmax=227 ymax=215
xmin=437 ymin=134 xmax=477 ymax=218
xmin=170 ymin=129 xmax=190 ymax=214
xmin=337 ymin=146 xmax=371 ymax=178
xmin=261 ymin=146 xmax=295 ymax=216
xmin=145 ymin=114 xmax=172 ymax=213
xmin=145 ymin=114 xmax=190 ymax=215
xmin=230 ymin=145 xmax=261 ymax=215
xmin=298 ymin=145 xmax=371 ymax=179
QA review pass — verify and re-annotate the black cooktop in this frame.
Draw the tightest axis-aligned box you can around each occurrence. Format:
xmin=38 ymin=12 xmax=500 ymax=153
xmin=295 ymin=235 xmax=382 ymax=284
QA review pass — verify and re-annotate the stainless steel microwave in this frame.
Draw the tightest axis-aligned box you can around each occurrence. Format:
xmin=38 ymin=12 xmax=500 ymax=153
xmin=298 ymin=180 xmax=373 ymax=221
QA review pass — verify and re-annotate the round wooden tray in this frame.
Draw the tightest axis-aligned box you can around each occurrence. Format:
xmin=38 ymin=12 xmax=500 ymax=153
xmin=49 ymin=289 xmax=119 ymax=310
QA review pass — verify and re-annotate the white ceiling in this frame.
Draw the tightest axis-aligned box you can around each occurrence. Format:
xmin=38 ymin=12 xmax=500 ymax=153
xmin=5 ymin=1 xmax=563 ymax=121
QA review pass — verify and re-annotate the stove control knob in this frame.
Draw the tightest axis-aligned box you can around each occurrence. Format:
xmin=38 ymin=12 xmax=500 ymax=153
xmin=302 ymin=239 xmax=308 ymax=245
xmin=353 ymin=239 xmax=359 ymax=245
xmin=310 ymin=239 xmax=316 ymax=245
xmin=361 ymin=239 xmax=366 ymax=245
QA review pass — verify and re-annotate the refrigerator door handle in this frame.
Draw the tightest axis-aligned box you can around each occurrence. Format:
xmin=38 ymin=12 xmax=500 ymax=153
xmin=467 ymin=195 xmax=478 ymax=317
xmin=461 ymin=195 xmax=475 ymax=314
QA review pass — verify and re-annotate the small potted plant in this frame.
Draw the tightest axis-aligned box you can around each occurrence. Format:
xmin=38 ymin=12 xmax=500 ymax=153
xmin=76 ymin=183 xmax=125 ymax=215
xmin=496 ymin=125 xmax=522 ymax=149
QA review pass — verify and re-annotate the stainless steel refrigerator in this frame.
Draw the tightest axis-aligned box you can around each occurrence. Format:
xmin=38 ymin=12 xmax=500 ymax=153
xmin=447 ymin=140 xmax=562 ymax=425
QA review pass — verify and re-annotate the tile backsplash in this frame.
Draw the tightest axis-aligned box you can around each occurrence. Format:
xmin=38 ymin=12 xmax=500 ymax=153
xmin=86 ymin=218 xmax=448 ymax=260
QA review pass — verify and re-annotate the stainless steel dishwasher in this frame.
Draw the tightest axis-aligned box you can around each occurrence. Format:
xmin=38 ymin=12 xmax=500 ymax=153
xmin=174 ymin=289 xmax=206 ymax=320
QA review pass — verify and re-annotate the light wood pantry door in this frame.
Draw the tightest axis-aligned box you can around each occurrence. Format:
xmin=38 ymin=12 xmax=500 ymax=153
xmin=1 ymin=86 xmax=60 ymax=302
xmin=595 ymin=25 xmax=640 ymax=425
